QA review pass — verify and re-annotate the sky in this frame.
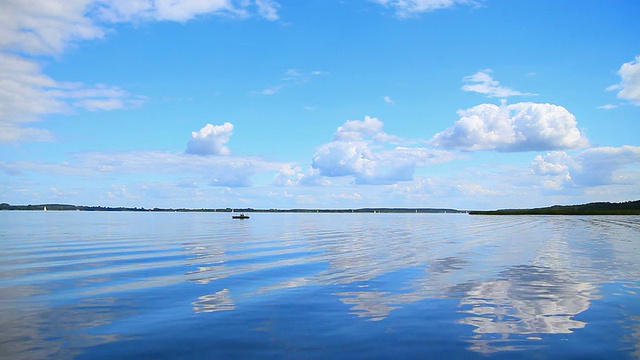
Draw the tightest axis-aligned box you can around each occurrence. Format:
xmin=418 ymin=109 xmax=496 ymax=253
xmin=0 ymin=0 xmax=639 ymax=210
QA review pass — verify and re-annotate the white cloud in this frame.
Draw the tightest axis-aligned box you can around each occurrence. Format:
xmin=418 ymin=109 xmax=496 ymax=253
xmin=430 ymin=102 xmax=589 ymax=152
xmin=335 ymin=192 xmax=362 ymax=201
xmin=72 ymin=98 xmax=128 ymax=111
xmin=532 ymin=146 xmax=640 ymax=189
xmin=108 ymin=184 xmax=136 ymax=200
xmin=455 ymin=183 xmax=503 ymax=196
xmin=607 ymin=55 xmax=640 ymax=106
xmin=462 ymin=70 xmax=535 ymax=98
xmin=139 ymin=0 xmax=236 ymax=22
xmin=298 ymin=168 xmax=332 ymax=186
xmin=0 ymin=0 xmax=104 ymax=55
xmin=98 ymin=0 xmax=280 ymax=23
xmin=383 ymin=96 xmax=395 ymax=105
xmin=255 ymin=0 xmax=280 ymax=21
xmin=0 ymin=53 xmax=60 ymax=142
xmin=273 ymin=166 xmax=332 ymax=187
xmin=597 ymin=104 xmax=617 ymax=110
xmin=312 ymin=139 xmax=376 ymax=179
xmin=312 ymin=116 xmax=457 ymax=184
xmin=186 ymin=123 xmax=234 ymax=156
xmin=372 ymin=0 xmax=475 ymax=17
xmin=62 ymin=82 xmax=145 ymax=110
xmin=2 ymin=147 xmax=293 ymax=188
xmin=272 ymin=165 xmax=301 ymax=186
xmin=334 ymin=116 xmax=384 ymax=141
xmin=0 ymin=0 xmax=278 ymax=144
xmin=0 ymin=53 xmax=142 ymax=143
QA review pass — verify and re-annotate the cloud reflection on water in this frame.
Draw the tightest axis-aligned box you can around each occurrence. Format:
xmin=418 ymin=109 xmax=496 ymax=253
xmin=193 ymin=289 xmax=235 ymax=313
xmin=2 ymin=213 xmax=640 ymax=358
xmin=182 ymin=214 xmax=640 ymax=354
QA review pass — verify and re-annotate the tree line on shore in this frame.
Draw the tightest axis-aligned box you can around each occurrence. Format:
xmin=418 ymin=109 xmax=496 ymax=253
xmin=469 ymin=200 xmax=640 ymax=215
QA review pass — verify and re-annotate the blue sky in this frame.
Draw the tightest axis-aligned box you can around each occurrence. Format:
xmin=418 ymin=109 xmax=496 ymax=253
xmin=1 ymin=0 xmax=639 ymax=210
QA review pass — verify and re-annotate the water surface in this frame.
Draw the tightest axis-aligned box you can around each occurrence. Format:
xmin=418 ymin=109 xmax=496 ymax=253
xmin=1 ymin=212 xmax=639 ymax=359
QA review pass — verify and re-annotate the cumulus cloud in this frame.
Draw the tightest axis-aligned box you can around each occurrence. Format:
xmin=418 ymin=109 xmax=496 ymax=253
xmin=334 ymin=116 xmax=384 ymax=141
xmin=462 ymin=70 xmax=536 ymax=98
xmin=372 ymin=0 xmax=476 ymax=17
xmin=186 ymin=123 xmax=234 ymax=156
xmin=312 ymin=140 xmax=376 ymax=179
xmin=430 ymin=101 xmax=589 ymax=152
xmin=272 ymin=165 xmax=302 ymax=186
xmin=272 ymin=166 xmax=332 ymax=187
xmin=0 ymin=0 xmax=279 ymax=144
xmin=607 ymin=55 xmax=640 ymax=106
xmin=311 ymin=116 xmax=457 ymax=184
xmin=531 ymin=146 xmax=640 ymax=189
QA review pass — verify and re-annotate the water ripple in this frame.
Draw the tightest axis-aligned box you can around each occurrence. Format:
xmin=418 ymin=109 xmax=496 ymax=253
xmin=1 ymin=212 xmax=639 ymax=359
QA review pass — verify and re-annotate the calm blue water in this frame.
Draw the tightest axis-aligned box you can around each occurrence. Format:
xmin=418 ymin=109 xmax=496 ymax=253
xmin=1 ymin=212 xmax=639 ymax=359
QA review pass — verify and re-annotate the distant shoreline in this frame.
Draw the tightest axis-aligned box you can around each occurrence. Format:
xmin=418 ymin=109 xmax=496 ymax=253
xmin=468 ymin=200 xmax=640 ymax=215
xmin=0 ymin=203 xmax=464 ymax=214
xmin=2 ymin=200 xmax=639 ymax=215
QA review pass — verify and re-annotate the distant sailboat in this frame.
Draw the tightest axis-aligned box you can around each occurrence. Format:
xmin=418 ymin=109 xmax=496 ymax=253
xmin=44 ymin=206 xmax=47 ymax=211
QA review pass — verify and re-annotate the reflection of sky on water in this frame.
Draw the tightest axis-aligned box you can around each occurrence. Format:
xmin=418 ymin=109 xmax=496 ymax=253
xmin=192 ymin=289 xmax=235 ymax=313
xmin=453 ymin=217 xmax=600 ymax=353
xmin=0 ymin=212 xmax=192 ymax=360
xmin=2 ymin=212 xmax=640 ymax=358
xmin=458 ymin=266 xmax=594 ymax=337
xmin=0 ymin=294 xmax=126 ymax=360
xmin=182 ymin=214 xmax=640 ymax=354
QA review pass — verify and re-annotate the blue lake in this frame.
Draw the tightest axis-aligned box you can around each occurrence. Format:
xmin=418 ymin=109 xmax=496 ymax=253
xmin=1 ymin=212 xmax=639 ymax=359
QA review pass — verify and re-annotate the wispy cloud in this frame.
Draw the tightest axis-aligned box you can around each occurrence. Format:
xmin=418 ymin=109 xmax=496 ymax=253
xmin=0 ymin=53 xmax=145 ymax=143
xmin=98 ymin=0 xmax=281 ymax=23
xmin=256 ymin=69 xmax=328 ymax=95
xmin=259 ymin=85 xmax=285 ymax=95
xmin=2 ymin=148 xmax=292 ymax=189
xmin=372 ymin=0 xmax=478 ymax=17
xmin=383 ymin=96 xmax=395 ymax=105
xmin=0 ymin=0 xmax=280 ymax=144
xmin=462 ymin=70 xmax=536 ymax=98
xmin=255 ymin=0 xmax=280 ymax=21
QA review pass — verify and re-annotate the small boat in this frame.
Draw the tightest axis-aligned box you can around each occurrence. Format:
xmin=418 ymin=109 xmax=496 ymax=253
xmin=232 ymin=213 xmax=250 ymax=219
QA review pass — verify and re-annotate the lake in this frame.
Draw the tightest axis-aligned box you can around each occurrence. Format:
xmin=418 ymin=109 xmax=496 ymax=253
xmin=1 ymin=212 xmax=639 ymax=359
